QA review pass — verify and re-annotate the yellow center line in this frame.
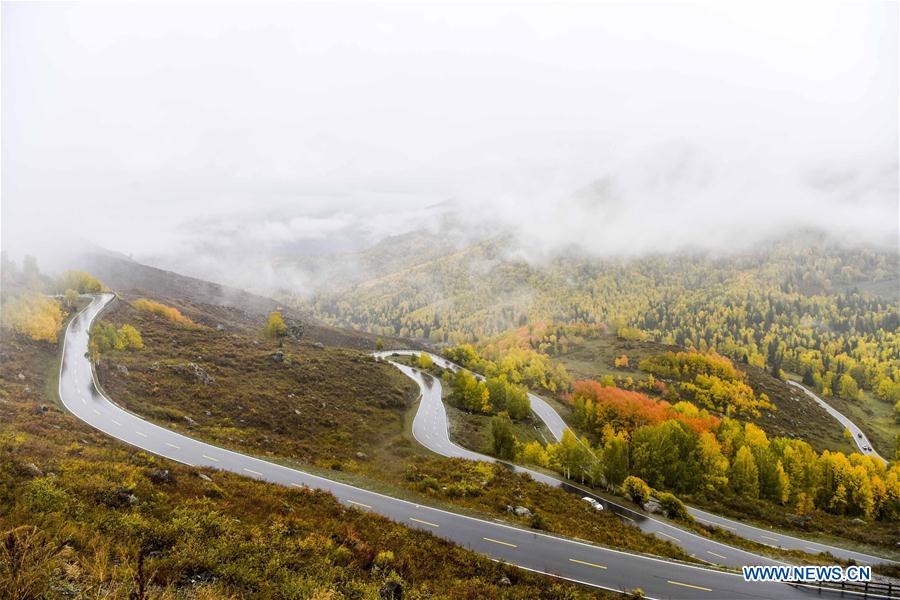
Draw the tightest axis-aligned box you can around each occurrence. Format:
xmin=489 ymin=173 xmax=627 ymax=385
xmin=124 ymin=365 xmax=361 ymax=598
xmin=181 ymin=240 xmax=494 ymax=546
xmin=668 ymin=580 xmax=712 ymax=592
xmin=483 ymin=537 xmax=517 ymax=548
xmin=707 ymin=551 xmax=727 ymax=560
xmin=135 ymin=431 xmax=148 ymax=437
xmin=348 ymin=500 xmax=371 ymax=509
xmin=409 ymin=517 xmax=439 ymax=528
xmin=658 ymin=531 xmax=681 ymax=542
xmin=569 ymin=558 xmax=607 ymax=570
xmin=165 ymin=442 xmax=180 ymax=449
xmin=202 ymin=454 xmax=219 ymax=462
xmin=243 ymin=467 xmax=263 ymax=476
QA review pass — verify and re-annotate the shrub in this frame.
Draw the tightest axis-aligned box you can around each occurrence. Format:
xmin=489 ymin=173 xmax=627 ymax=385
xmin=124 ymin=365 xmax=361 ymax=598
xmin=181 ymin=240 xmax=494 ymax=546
xmin=58 ymin=270 xmax=103 ymax=293
xmin=133 ymin=298 xmax=196 ymax=327
xmin=623 ymin=476 xmax=651 ymax=506
xmin=655 ymin=492 xmax=692 ymax=522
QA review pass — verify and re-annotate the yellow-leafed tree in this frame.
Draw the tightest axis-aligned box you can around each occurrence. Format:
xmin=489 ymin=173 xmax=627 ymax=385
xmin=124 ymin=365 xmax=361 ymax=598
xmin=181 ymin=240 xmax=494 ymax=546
xmin=1 ymin=294 xmax=64 ymax=343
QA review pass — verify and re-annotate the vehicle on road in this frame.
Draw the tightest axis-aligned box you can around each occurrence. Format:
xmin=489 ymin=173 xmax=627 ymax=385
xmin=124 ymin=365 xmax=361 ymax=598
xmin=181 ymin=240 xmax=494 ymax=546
xmin=583 ymin=496 xmax=604 ymax=511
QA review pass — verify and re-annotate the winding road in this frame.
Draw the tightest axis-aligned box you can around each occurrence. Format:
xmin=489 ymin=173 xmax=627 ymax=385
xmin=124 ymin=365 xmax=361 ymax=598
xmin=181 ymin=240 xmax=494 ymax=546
xmin=58 ymin=295 xmax=890 ymax=599
xmin=379 ymin=351 xmax=894 ymax=567
xmin=786 ymin=381 xmax=886 ymax=464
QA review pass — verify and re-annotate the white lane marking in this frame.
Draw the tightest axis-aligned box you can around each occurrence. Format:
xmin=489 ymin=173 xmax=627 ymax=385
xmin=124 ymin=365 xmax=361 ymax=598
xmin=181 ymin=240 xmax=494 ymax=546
xmin=658 ymin=531 xmax=681 ymax=542
xmin=165 ymin=442 xmax=180 ymax=449
xmin=243 ymin=467 xmax=263 ymax=476
xmin=135 ymin=431 xmax=148 ymax=437
xmin=202 ymin=454 xmax=219 ymax=462
xmin=347 ymin=499 xmax=371 ymax=508
xmin=111 ymin=419 xmax=122 ymax=426
xmin=92 ymin=409 xmax=101 ymax=415
xmin=760 ymin=535 xmax=779 ymax=542
xmin=410 ymin=517 xmax=439 ymax=528
xmin=707 ymin=551 xmax=727 ymax=560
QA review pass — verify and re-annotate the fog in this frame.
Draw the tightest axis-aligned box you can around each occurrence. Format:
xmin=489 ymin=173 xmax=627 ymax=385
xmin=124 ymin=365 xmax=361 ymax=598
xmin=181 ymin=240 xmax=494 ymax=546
xmin=2 ymin=2 xmax=897 ymax=291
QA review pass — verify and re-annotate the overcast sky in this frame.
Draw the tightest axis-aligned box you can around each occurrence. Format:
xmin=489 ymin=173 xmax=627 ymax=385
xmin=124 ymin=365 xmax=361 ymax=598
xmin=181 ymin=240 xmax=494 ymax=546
xmin=2 ymin=2 xmax=897 ymax=278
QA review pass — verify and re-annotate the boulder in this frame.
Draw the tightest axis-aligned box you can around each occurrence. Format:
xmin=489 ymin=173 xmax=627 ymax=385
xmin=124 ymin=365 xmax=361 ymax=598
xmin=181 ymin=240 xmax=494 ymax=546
xmin=643 ymin=499 xmax=664 ymax=515
xmin=513 ymin=506 xmax=532 ymax=518
xmin=148 ymin=468 xmax=175 ymax=484
xmin=787 ymin=514 xmax=812 ymax=528
xmin=198 ymin=473 xmax=213 ymax=482
xmin=498 ymin=576 xmax=512 ymax=586
xmin=355 ymin=452 xmax=368 ymax=461
xmin=115 ymin=364 xmax=129 ymax=377
xmin=272 ymin=351 xmax=284 ymax=363
xmin=24 ymin=463 xmax=44 ymax=477
xmin=17 ymin=373 xmax=25 ymax=380
xmin=850 ymin=518 xmax=866 ymax=525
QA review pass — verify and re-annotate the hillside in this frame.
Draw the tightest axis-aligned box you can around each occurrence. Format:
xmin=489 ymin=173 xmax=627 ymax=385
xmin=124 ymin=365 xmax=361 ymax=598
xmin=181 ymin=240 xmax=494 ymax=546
xmin=90 ymin=292 xmax=694 ymax=563
xmin=551 ymin=332 xmax=856 ymax=455
xmin=299 ymin=233 xmax=899 ymax=457
xmin=0 ymin=333 xmax=603 ymax=599
xmin=78 ymin=251 xmax=416 ymax=351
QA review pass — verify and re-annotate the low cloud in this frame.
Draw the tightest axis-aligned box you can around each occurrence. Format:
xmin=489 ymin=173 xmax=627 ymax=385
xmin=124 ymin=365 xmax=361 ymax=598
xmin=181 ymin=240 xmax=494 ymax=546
xmin=2 ymin=2 xmax=896 ymax=292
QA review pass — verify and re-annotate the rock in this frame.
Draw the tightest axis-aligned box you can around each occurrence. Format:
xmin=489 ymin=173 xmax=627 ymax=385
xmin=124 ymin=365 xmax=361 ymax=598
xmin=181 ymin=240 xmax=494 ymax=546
xmin=272 ymin=351 xmax=284 ymax=362
xmin=787 ymin=514 xmax=812 ymax=528
xmin=148 ymin=468 xmax=175 ymax=484
xmin=644 ymin=499 xmax=664 ymax=514
xmin=17 ymin=373 xmax=25 ymax=380
xmin=183 ymin=415 xmax=197 ymax=427
xmin=24 ymin=463 xmax=44 ymax=477
xmin=216 ymin=324 xmax=225 ymax=331
xmin=498 ymin=576 xmax=512 ymax=586
xmin=40 ymin=404 xmax=49 ymax=413
xmin=126 ymin=494 xmax=138 ymax=506
xmin=312 ymin=342 xmax=325 ymax=349
xmin=380 ymin=581 xmax=403 ymax=600
xmin=168 ymin=362 xmax=214 ymax=385
xmin=115 ymin=364 xmax=129 ymax=376
xmin=513 ymin=506 xmax=532 ymax=518
xmin=198 ymin=473 xmax=213 ymax=482
xmin=355 ymin=452 xmax=368 ymax=460
xmin=850 ymin=518 xmax=866 ymax=525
